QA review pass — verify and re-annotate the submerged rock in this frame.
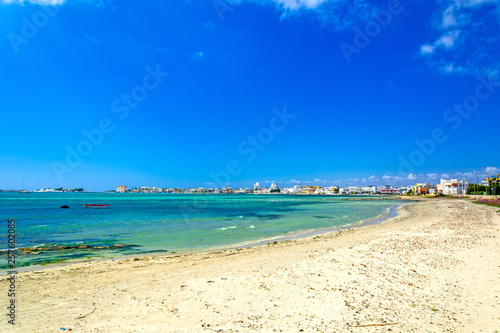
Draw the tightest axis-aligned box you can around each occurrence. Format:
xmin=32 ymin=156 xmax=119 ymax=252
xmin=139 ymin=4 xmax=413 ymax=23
xmin=2 ymin=243 xmax=136 ymax=255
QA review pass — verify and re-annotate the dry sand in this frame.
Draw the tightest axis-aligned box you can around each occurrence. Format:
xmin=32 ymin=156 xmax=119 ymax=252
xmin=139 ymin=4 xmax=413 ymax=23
xmin=1 ymin=198 xmax=500 ymax=332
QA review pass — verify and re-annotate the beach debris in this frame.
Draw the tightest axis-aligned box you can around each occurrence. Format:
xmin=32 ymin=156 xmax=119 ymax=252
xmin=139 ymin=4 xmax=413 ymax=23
xmin=60 ymin=205 xmax=69 ymax=209
xmin=347 ymin=323 xmax=398 ymax=328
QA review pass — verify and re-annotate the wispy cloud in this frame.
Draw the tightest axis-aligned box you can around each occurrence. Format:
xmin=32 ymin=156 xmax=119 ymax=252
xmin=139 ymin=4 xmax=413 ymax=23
xmin=2 ymin=0 xmax=64 ymax=4
xmin=247 ymin=0 xmax=378 ymax=30
xmin=420 ymin=30 xmax=460 ymax=56
xmin=427 ymin=173 xmax=438 ymax=179
xmin=2 ymin=0 xmax=114 ymax=5
xmin=485 ymin=166 xmax=499 ymax=174
xmin=273 ymin=0 xmax=329 ymax=10
xmin=418 ymin=0 xmax=500 ymax=76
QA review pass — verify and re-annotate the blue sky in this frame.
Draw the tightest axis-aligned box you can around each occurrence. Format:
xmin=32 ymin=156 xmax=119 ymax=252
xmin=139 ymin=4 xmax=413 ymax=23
xmin=0 ymin=0 xmax=499 ymax=191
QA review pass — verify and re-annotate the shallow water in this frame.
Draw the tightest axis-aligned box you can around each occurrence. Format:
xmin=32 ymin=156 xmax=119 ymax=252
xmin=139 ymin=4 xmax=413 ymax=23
xmin=0 ymin=192 xmax=404 ymax=268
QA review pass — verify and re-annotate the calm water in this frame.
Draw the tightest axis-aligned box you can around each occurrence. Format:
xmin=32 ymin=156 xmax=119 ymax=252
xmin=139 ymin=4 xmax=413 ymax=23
xmin=0 ymin=192 xmax=404 ymax=269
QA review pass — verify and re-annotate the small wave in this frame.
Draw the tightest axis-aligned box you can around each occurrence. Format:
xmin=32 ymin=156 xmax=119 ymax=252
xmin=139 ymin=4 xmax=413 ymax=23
xmin=250 ymin=225 xmax=255 ymax=229
xmin=239 ymin=216 xmax=244 ymax=218
xmin=218 ymin=226 xmax=237 ymax=231
xmin=269 ymin=235 xmax=284 ymax=240
xmin=33 ymin=225 xmax=48 ymax=228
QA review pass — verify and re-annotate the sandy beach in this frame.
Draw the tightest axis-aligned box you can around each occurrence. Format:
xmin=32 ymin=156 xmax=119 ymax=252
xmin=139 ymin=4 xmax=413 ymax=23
xmin=2 ymin=198 xmax=500 ymax=332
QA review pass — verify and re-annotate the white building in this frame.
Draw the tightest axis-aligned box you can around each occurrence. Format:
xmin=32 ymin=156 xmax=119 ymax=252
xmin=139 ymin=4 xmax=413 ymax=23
xmin=436 ymin=179 xmax=468 ymax=195
xmin=347 ymin=186 xmax=361 ymax=194
xmin=396 ymin=186 xmax=411 ymax=195
xmin=361 ymin=186 xmax=376 ymax=194
xmin=270 ymin=182 xmax=279 ymax=191
xmin=282 ymin=185 xmax=301 ymax=194
xmin=253 ymin=182 xmax=260 ymax=191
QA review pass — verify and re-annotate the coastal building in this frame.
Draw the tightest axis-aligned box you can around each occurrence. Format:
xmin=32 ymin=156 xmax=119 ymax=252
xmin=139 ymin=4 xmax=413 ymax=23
xmin=436 ymin=179 xmax=468 ymax=195
xmin=323 ymin=186 xmax=339 ymax=195
xmin=261 ymin=187 xmax=271 ymax=194
xmin=270 ymin=182 xmax=279 ymax=191
xmin=429 ymin=186 xmax=438 ymax=195
xmin=376 ymin=185 xmax=387 ymax=193
xmin=283 ymin=185 xmax=301 ymax=194
xmin=397 ymin=186 xmax=412 ymax=195
xmin=253 ymin=182 xmax=260 ymax=191
xmin=116 ymin=185 xmax=127 ymax=193
xmin=347 ymin=186 xmax=361 ymax=194
xmin=380 ymin=188 xmax=398 ymax=195
xmin=234 ymin=188 xmax=252 ymax=194
xmin=361 ymin=186 xmax=376 ymax=194
xmin=415 ymin=183 xmax=431 ymax=195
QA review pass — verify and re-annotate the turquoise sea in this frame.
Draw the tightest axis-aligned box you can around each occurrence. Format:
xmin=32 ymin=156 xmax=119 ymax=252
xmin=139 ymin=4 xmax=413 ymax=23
xmin=0 ymin=193 xmax=405 ymax=269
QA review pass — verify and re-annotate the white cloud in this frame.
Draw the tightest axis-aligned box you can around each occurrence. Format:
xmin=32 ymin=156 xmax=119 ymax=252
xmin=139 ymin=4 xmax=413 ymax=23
xmin=419 ymin=0 xmax=500 ymax=76
xmin=441 ymin=173 xmax=451 ymax=178
xmin=436 ymin=31 xmax=460 ymax=48
xmin=485 ymin=166 xmax=500 ymax=174
xmin=421 ymin=30 xmax=460 ymax=57
xmin=427 ymin=173 xmax=438 ymax=179
xmin=2 ymin=0 xmax=64 ymax=4
xmin=273 ymin=0 xmax=328 ymax=10
xmin=420 ymin=44 xmax=435 ymax=55
xmin=458 ymin=0 xmax=500 ymax=7
xmin=442 ymin=5 xmax=458 ymax=28
xmin=408 ymin=174 xmax=417 ymax=180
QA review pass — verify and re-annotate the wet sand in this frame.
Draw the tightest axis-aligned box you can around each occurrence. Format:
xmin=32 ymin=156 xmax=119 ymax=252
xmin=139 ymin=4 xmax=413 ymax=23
xmin=2 ymin=198 xmax=499 ymax=332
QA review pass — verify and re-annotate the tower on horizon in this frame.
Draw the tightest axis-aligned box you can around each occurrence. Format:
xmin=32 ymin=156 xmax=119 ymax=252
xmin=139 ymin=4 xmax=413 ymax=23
xmin=117 ymin=185 xmax=127 ymax=193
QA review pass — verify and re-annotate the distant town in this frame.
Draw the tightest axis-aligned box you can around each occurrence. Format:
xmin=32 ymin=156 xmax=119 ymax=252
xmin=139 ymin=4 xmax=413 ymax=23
xmin=4 ymin=173 xmax=499 ymax=196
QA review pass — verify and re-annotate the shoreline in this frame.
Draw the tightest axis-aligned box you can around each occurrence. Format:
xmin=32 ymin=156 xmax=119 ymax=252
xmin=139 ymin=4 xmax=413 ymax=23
xmin=3 ymin=197 xmax=499 ymax=332
xmin=1 ymin=200 xmax=411 ymax=275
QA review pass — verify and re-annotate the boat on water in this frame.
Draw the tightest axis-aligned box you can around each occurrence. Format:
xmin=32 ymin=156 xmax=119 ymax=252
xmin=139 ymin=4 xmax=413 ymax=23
xmin=84 ymin=204 xmax=110 ymax=209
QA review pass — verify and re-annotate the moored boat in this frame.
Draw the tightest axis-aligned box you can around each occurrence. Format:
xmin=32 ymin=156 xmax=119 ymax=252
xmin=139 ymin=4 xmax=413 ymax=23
xmin=84 ymin=204 xmax=110 ymax=209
